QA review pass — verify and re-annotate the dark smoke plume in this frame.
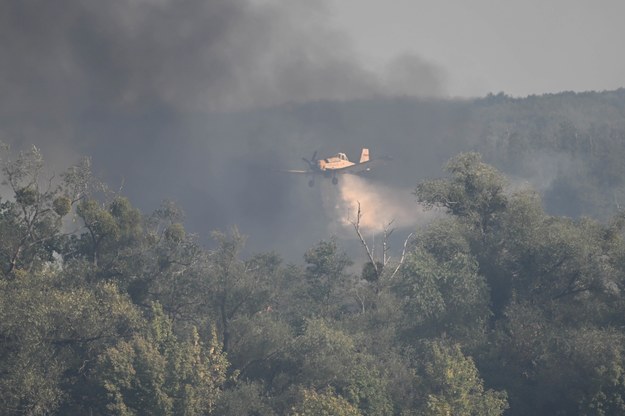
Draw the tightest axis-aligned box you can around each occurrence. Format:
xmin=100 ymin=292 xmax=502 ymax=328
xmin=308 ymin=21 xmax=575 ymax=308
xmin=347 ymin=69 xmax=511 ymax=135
xmin=1 ymin=0 xmax=445 ymax=116
xmin=0 ymin=0 xmax=449 ymax=256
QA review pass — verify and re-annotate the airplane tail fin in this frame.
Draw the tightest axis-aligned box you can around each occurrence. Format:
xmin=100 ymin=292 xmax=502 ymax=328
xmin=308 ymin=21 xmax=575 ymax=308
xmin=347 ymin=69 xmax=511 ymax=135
xmin=359 ymin=148 xmax=370 ymax=164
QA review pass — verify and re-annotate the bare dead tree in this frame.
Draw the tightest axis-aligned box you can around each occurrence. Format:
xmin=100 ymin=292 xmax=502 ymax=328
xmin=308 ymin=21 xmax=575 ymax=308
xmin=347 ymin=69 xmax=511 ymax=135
xmin=350 ymin=202 xmax=378 ymax=277
xmin=349 ymin=201 xmax=413 ymax=282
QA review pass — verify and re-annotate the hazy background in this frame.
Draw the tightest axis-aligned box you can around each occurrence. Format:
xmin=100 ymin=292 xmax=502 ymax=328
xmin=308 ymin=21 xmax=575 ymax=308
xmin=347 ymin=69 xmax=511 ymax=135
xmin=327 ymin=0 xmax=625 ymax=97
xmin=1 ymin=0 xmax=623 ymax=258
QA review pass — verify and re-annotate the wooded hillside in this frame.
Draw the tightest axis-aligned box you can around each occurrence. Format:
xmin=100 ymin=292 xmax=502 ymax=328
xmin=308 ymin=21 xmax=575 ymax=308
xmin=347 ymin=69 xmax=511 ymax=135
xmin=3 ymin=145 xmax=625 ymax=415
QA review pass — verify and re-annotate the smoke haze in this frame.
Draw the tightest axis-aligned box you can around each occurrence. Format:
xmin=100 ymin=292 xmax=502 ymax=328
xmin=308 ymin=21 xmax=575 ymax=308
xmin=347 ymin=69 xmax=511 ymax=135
xmin=0 ymin=0 xmax=450 ymax=257
xmin=0 ymin=0 xmax=446 ymax=116
xmin=2 ymin=0 xmax=624 ymax=258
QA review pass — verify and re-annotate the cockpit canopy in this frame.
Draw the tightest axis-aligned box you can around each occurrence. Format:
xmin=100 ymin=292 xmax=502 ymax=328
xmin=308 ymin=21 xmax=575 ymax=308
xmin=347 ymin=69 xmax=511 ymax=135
xmin=324 ymin=153 xmax=349 ymax=163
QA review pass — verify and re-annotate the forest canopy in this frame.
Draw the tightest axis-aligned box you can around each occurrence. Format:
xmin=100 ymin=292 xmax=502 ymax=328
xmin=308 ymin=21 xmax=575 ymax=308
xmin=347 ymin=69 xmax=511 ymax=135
xmin=2 ymin=144 xmax=625 ymax=415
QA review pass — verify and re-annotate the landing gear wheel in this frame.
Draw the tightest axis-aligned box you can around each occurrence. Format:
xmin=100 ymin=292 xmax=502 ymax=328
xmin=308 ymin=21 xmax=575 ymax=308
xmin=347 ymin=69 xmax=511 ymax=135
xmin=332 ymin=177 xmax=338 ymax=185
xmin=308 ymin=179 xmax=315 ymax=187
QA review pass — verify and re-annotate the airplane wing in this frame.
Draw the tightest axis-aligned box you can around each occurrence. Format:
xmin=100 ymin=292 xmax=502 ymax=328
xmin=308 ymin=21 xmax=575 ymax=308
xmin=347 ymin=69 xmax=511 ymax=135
xmin=275 ymin=169 xmax=312 ymax=174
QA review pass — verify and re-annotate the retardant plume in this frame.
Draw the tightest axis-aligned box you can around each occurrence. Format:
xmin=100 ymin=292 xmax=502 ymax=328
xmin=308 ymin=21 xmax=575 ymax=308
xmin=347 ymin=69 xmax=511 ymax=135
xmin=322 ymin=175 xmax=437 ymax=234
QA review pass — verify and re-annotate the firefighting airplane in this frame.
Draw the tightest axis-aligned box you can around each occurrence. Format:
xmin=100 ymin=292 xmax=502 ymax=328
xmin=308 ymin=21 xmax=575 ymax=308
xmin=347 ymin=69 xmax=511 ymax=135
xmin=281 ymin=148 xmax=389 ymax=187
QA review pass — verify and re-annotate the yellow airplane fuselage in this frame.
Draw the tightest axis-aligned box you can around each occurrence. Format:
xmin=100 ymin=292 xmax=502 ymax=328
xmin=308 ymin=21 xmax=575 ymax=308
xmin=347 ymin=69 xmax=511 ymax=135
xmin=316 ymin=153 xmax=355 ymax=173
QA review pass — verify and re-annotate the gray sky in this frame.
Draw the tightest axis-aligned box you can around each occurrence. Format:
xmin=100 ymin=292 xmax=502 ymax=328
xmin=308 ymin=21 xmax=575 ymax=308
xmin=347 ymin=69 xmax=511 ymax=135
xmin=326 ymin=0 xmax=625 ymax=97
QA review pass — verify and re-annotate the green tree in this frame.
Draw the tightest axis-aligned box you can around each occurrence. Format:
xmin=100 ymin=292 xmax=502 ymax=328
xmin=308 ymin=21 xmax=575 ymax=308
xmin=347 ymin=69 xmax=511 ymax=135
xmin=213 ymin=381 xmax=277 ymax=416
xmin=285 ymin=319 xmax=393 ymax=416
xmin=415 ymin=152 xmax=507 ymax=237
xmin=418 ymin=341 xmax=508 ymax=416
xmin=301 ymin=239 xmax=353 ymax=318
xmin=75 ymin=198 xmax=121 ymax=268
xmin=290 ymin=388 xmax=362 ymax=416
xmin=202 ymin=229 xmax=284 ymax=353
xmin=226 ymin=313 xmax=294 ymax=382
xmin=93 ymin=303 xmax=228 ymax=415
xmin=393 ymin=246 xmax=490 ymax=346
xmin=131 ymin=203 xmax=209 ymax=324
xmin=0 ymin=268 xmax=141 ymax=415
xmin=483 ymin=302 xmax=625 ymax=415
xmin=0 ymin=145 xmax=75 ymax=278
xmin=414 ymin=153 xmax=513 ymax=317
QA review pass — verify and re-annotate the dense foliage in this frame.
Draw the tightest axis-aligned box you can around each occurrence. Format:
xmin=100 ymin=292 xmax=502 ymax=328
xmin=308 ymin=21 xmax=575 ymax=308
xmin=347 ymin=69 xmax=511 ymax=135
xmin=2 ymin=145 xmax=625 ymax=415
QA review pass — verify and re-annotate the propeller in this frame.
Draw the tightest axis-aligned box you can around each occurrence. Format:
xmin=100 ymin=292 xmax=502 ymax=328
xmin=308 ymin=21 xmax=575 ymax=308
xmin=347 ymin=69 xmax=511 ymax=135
xmin=302 ymin=151 xmax=318 ymax=170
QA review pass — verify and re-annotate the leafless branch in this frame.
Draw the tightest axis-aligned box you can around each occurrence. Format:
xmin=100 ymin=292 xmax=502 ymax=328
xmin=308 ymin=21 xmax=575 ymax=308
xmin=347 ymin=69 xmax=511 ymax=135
xmin=389 ymin=232 xmax=414 ymax=280
xmin=350 ymin=202 xmax=379 ymax=277
xmin=382 ymin=220 xmax=395 ymax=266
